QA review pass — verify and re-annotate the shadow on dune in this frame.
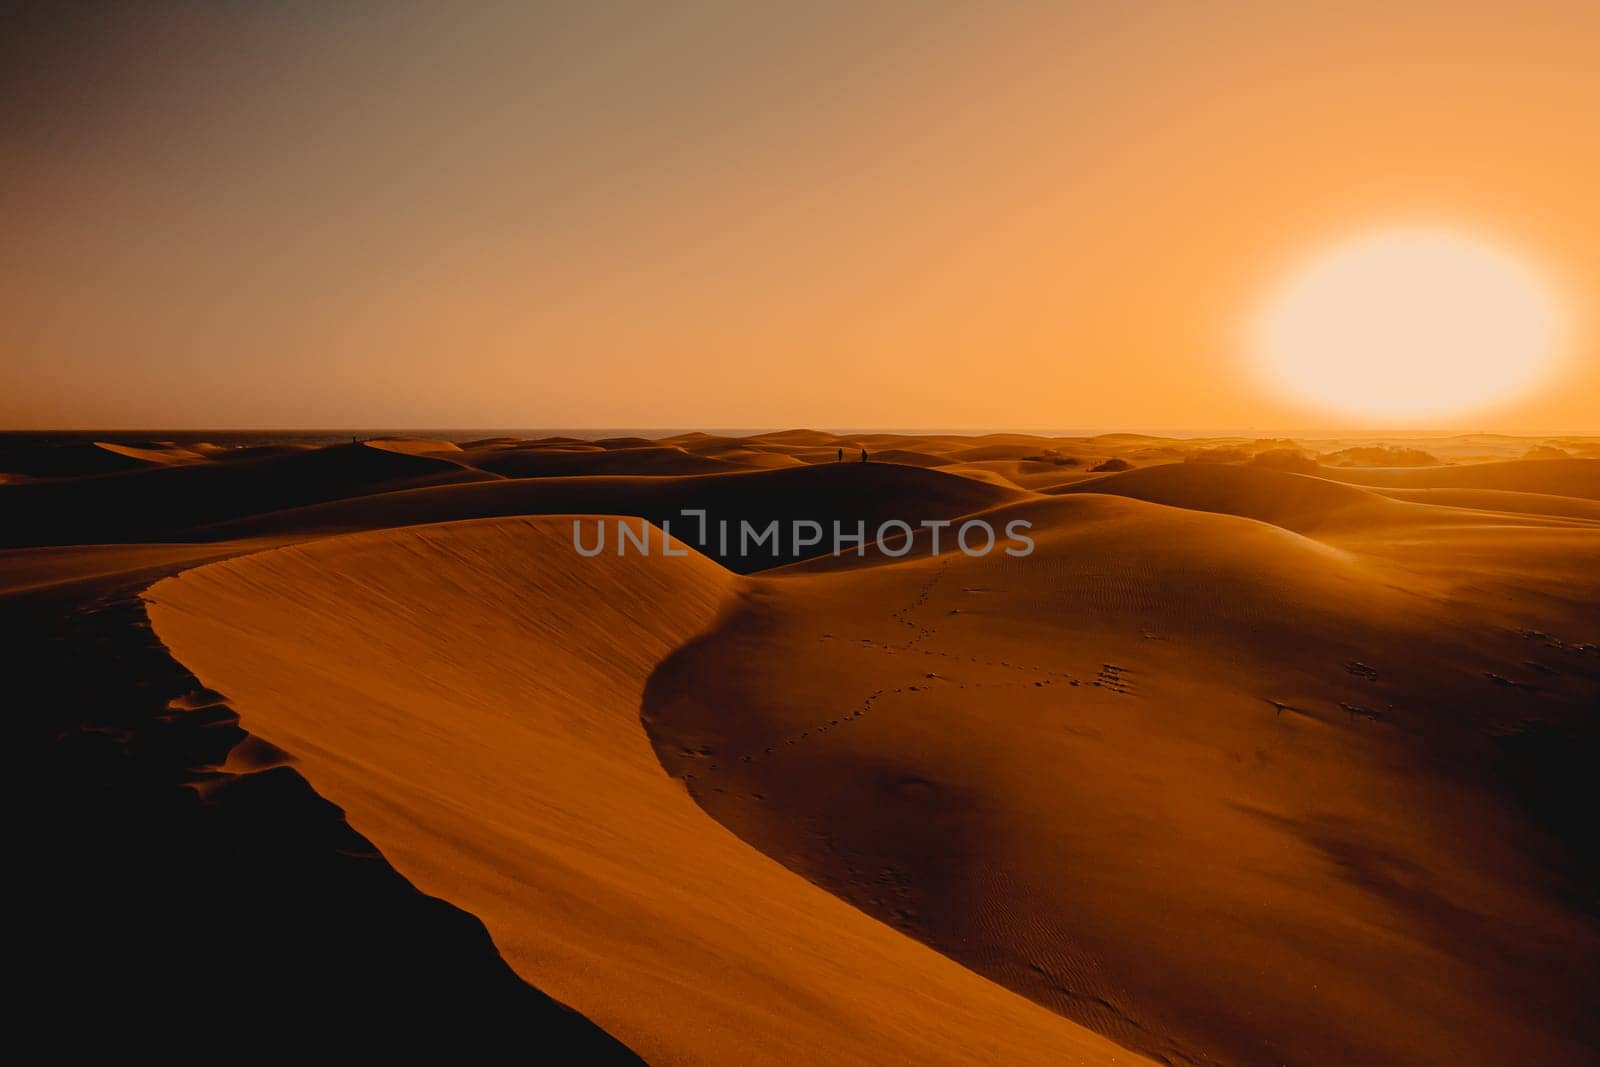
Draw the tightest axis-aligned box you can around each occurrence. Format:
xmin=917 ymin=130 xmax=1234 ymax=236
xmin=464 ymin=443 xmax=748 ymax=477
xmin=10 ymin=572 xmax=640 ymax=1057
xmin=203 ymin=460 xmax=1023 ymax=571
xmin=0 ymin=443 xmax=496 ymax=547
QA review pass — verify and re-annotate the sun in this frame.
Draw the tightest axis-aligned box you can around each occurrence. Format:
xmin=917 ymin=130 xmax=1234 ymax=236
xmin=1254 ymin=229 xmax=1561 ymax=421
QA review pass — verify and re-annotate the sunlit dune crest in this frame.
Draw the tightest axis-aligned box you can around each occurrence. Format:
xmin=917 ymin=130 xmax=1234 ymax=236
xmin=147 ymin=518 xmax=1137 ymax=1065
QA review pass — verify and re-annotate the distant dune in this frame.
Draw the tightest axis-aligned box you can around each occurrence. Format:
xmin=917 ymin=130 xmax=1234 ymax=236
xmin=466 ymin=444 xmax=749 ymax=478
xmin=1048 ymin=461 xmax=1419 ymax=533
xmin=1371 ymin=487 xmax=1600 ymax=521
xmin=1316 ymin=457 xmax=1600 ymax=499
xmin=0 ymin=439 xmax=158 ymax=478
xmin=365 ymin=436 xmax=463 ymax=456
xmin=201 ymin=462 xmax=1022 ymax=570
xmin=95 ymin=441 xmax=211 ymax=466
xmin=0 ymin=442 xmax=496 ymax=546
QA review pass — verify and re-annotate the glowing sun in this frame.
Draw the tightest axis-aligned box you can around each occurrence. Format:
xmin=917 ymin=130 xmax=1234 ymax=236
xmin=1256 ymin=230 xmax=1560 ymax=420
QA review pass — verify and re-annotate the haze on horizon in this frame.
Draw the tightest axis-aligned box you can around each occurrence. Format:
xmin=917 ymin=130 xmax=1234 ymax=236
xmin=3 ymin=1 xmax=1598 ymax=433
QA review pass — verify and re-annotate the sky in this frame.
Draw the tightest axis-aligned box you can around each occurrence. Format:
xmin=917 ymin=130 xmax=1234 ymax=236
xmin=3 ymin=1 xmax=1598 ymax=432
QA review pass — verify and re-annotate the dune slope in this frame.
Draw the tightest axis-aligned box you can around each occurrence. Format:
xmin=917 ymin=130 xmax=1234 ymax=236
xmin=1369 ymin=486 xmax=1600 ymax=521
xmin=8 ymin=544 xmax=643 ymax=1054
xmin=645 ymin=493 xmax=1600 ymax=1066
xmin=147 ymin=517 xmax=1141 ymax=1065
xmin=1048 ymin=462 xmax=1429 ymax=534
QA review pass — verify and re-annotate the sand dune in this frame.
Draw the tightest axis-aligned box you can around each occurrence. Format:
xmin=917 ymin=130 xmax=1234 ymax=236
xmin=855 ymin=448 xmax=950 ymax=467
xmin=1315 ymin=457 xmax=1600 ymax=498
xmin=467 ymin=444 xmax=751 ymax=478
xmin=95 ymin=440 xmax=211 ymax=466
xmin=647 ymin=492 xmax=1600 ymax=1065
xmin=0 ymin=442 xmax=499 ymax=547
xmin=365 ymin=436 xmax=464 ymax=456
xmin=747 ymin=428 xmax=846 ymax=446
xmin=1048 ymin=461 xmax=1422 ymax=534
xmin=711 ymin=448 xmax=809 ymax=468
xmin=0 ymin=542 xmax=266 ymax=596
xmin=148 ymin=518 xmax=1138 ymax=1065
xmin=921 ymin=463 xmax=1030 ymax=490
xmin=662 ymin=434 xmax=809 ymax=467
xmin=1371 ymin=486 xmax=1600 ymax=522
xmin=593 ymin=436 xmax=658 ymax=449
xmin=943 ymin=443 xmax=1058 ymax=463
xmin=1045 ymin=460 xmax=1600 ymax=539
xmin=1304 ymin=433 xmax=1585 ymax=463
xmin=13 ymin=429 xmax=1598 ymax=1060
xmin=201 ymin=462 xmax=1022 ymax=570
xmin=0 ymin=439 xmax=158 ymax=478
xmin=7 ymin=545 xmax=641 ymax=1054
xmin=950 ymin=459 xmax=1099 ymax=490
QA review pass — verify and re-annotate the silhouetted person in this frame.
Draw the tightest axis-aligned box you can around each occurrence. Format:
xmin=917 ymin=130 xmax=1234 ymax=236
xmin=860 ymin=448 xmax=868 ymax=463
xmin=837 ymin=447 xmax=843 ymax=462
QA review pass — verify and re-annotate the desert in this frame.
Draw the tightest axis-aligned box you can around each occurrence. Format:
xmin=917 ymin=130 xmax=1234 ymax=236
xmin=9 ymin=4 xmax=1600 ymax=1059
xmin=9 ymin=430 xmax=1597 ymax=1061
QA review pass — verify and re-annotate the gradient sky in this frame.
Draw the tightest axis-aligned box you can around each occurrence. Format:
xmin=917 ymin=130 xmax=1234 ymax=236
xmin=3 ymin=1 xmax=1598 ymax=431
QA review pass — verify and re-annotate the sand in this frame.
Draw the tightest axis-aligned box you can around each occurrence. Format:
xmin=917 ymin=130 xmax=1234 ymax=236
xmin=9 ymin=430 xmax=1597 ymax=1061
xmin=147 ymin=518 xmax=1137 ymax=1065
xmin=647 ymin=489 xmax=1599 ymax=1064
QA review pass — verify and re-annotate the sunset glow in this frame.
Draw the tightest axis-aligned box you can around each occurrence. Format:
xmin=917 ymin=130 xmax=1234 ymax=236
xmin=3 ymin=5 xmax=1597 ymax=431
xmin=1256 ymin=231 xmax=1562 ymax=420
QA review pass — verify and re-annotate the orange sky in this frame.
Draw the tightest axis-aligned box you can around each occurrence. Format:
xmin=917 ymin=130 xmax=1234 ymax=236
xmin=3 ymin=2 xmax=1597 ymax=431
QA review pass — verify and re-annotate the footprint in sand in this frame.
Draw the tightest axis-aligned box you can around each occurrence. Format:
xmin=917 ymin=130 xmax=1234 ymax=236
xmin=1094 ymin=663 xmax=1134 ymax=695
xmin=1339 ymin=701 xmax=1390 ymax=722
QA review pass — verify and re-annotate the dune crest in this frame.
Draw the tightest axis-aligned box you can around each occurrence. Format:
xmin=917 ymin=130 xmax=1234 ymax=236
xmin=147 ymin=517 xmax=1141 ymax=1064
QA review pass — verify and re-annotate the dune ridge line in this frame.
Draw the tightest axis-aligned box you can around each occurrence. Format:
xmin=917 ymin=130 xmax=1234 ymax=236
xmin=146 ymin=515 xmax=1144 ymax=1065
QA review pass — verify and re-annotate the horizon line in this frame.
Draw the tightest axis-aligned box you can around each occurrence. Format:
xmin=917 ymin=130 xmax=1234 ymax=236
xmin=4 ymin=426 xmax=1599 ymax=439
